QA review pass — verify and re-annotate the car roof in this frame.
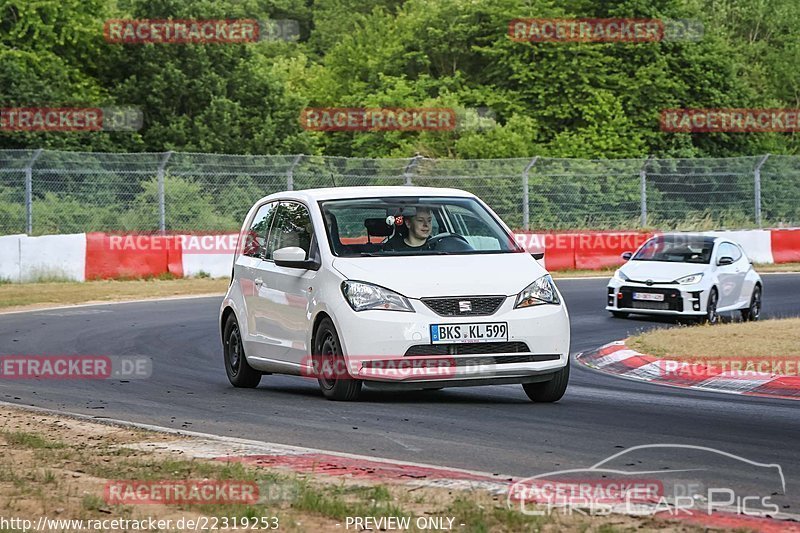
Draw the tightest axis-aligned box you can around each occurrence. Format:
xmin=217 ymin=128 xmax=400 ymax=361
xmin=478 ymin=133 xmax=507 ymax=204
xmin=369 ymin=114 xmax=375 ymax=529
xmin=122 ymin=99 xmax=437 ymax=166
xmin=253 ymin=186 xmax=477 ymax=205
xmin=652 ymin=234 xmax=719 ymax=244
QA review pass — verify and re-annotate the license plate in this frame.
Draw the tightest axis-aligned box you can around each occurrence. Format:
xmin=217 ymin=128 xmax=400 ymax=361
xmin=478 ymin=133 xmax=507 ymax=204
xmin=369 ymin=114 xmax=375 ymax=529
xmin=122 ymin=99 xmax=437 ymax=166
xmin=633 ymin=292 xmax=664 ymax=302
xmin=430 ymin=322 xmax=508 ymax=344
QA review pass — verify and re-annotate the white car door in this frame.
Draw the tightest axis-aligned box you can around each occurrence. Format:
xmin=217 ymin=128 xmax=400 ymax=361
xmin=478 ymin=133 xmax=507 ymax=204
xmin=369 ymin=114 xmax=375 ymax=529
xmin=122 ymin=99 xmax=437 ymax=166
xmin=235 ymin=201 xmax=277 ymax=357
xmin=715 ymin=242 xmax=745 ymax=309
xmin=732 ymin=243 xmax=754 ymax=307
xmin=256 ymin=201 xmax=317 ymax=364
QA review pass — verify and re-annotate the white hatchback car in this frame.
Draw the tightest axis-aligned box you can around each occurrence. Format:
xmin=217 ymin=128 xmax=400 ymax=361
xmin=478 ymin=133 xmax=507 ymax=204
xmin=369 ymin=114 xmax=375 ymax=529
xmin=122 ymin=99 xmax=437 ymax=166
xmin=606 ymin=234 xmax=762 ymax=323
xmin=220 ymin=187 xmax=571 ymax=401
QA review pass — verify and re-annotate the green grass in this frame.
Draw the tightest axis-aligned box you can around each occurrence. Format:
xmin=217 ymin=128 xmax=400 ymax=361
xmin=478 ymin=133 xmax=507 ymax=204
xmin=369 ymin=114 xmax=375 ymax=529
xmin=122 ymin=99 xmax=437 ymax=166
xmin=2 ymin=431 xmax=66 ymax=449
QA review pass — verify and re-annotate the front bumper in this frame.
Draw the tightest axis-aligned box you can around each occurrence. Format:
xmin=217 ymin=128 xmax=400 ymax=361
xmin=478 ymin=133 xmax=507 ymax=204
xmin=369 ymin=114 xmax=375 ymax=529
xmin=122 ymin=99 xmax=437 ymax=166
xmin=605 ymin=280 xmax=707 ymax=315
xmin=329 ymin=295 xmax=570 ymax=382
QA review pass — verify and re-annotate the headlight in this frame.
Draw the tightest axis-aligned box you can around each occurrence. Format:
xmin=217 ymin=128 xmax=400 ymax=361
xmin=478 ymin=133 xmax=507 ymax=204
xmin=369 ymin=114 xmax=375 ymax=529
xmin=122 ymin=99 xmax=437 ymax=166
xmin=614 ymin=270 xmax=629 ymax=282
xmin=515 ymin=274 xmax=560 ymax=308
xmin=341 ymin=281 xmax=414 ymax=312
xmin=676 ymin=273 xmax=703 ymax=284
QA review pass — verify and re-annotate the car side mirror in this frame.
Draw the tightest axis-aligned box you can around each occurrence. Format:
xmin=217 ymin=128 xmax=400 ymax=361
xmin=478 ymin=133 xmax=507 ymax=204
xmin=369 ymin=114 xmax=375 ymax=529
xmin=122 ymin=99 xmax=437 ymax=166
xmin=531 ymin=252 xmax=544 ymax=260
xmin=621 ymin=251 xmax=633 ymax=261
xmin=274 ymin=246 xmax=321 ymax=270
xmin=717 ymin=256 xmax=734 ymax=266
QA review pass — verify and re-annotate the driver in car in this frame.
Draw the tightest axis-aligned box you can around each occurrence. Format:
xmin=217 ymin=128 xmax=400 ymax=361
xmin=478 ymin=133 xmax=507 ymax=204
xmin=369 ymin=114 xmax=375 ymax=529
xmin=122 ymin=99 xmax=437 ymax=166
xmin=384 ymin=206 xmax=432 ymax=251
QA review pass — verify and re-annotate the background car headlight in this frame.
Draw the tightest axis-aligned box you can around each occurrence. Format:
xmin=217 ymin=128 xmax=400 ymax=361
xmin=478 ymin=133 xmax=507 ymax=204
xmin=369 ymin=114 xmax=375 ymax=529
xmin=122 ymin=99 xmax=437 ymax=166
xmin=341 ymin=281 xmax=414 ymax=312
xmin=614 ymin=269 xmax=629 ymax=282
xmin=676 ymin=273 xmax=703 ymax=284
xmin=515 ymin=274 xmax=560 ymax=308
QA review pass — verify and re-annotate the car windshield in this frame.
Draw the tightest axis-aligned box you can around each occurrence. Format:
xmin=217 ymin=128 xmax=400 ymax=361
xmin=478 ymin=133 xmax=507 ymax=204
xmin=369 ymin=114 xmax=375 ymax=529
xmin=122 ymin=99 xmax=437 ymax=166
xmin=319 ymin=196 xmax=522 ymax=257
xmin=632 ymin=237 xmax=715 ymax=264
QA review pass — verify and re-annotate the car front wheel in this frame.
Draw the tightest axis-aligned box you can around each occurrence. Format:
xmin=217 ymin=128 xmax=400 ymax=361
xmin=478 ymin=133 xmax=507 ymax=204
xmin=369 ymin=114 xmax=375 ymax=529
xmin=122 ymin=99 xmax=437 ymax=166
xmin=741 ymin=285 xmax=762 ymax=322
xmin=704 ymin=288 xmax=720 ymax=325
xmin=223 ymin=314 xmax=262 ymax=388
xmin=314 ymin=318 xmax=362 ymax=401
xmin=522 ymin=360 xmax=569 ymax=403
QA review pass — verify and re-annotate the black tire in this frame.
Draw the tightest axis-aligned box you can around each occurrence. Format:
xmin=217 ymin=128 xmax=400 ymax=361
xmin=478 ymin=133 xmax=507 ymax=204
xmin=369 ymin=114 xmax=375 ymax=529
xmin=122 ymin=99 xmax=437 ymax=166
xmin=522 ymin=360 xmax=570 ymax=403
xmin=314 ymin=318 xmax=362 ymax=401
xmin=223 ymin=314 xmax=262 ymax=388
xmin=611 ymin=311 xmax=629 ymax=319
xmin=740 ymin=284 xmax=762 ymax=322
xmin=704 ymin=287 xmax=720 ymax=325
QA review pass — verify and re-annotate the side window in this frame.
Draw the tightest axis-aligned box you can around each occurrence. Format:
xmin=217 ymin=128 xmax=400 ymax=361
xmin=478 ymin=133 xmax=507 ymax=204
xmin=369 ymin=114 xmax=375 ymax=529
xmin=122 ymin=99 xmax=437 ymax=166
xmin=265 ymin=202 xmax=313 ymax=260
xmin=242 ymin=202 xmax=276 ymax=258
xmin=718 ymin=243 xmax=741 ymax=262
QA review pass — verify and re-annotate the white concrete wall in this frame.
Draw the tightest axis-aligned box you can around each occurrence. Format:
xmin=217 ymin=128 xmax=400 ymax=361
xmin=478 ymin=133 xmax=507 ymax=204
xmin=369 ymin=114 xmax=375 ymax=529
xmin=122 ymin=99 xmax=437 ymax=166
xmin=0 ymin=234 xmax=24 ymax=282
xmin=702 ymin=230 xmax=774 ymax=264
xmin=18 ymin=233 xmax=86 ymax=282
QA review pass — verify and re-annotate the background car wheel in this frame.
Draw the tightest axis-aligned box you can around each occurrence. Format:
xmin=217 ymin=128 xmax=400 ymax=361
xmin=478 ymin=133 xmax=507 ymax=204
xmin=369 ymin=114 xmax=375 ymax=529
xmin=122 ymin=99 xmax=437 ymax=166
xmin=611 ymin=311 xmax=629 ymax=318
xmin=740 ymin=285 xmax=762 ymax=322
xmin=522 ymin=360 xmax=570 ymax=403
xmin=223 ymin=314 xmax=262 ymax=388
xmin=704 ymin=288 xmax=720 ymax=325
xmin=314 ymin=318 xmax=362 ymax=401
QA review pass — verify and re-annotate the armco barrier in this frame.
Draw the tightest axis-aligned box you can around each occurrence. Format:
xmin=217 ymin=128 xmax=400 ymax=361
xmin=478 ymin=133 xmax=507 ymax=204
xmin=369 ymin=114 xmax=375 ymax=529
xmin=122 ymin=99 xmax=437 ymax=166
xmin=85 ymin=232 xmax=183 ymax=280
xmin=2 ymin=229 xmax=800 ymax=283
xmin=770 ymin=229 xmax=800 ymax=264
xmin=574 ymin=231 xmax=653 ymax=270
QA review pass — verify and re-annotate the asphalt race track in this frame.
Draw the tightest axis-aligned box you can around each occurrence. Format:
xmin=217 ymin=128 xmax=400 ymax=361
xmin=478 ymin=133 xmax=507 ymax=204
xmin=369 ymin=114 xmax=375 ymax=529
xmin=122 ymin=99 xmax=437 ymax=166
xmin=1 ymin=274 xmax=799 ymax=511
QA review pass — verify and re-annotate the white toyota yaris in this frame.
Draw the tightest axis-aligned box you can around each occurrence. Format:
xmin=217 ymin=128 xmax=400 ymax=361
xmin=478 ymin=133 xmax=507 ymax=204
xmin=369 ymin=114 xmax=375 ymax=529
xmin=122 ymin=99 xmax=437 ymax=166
xmin=220 ymin=187 xmax=571 ymax=401
xmin=606 ymin=234 xmax=763 ymax=323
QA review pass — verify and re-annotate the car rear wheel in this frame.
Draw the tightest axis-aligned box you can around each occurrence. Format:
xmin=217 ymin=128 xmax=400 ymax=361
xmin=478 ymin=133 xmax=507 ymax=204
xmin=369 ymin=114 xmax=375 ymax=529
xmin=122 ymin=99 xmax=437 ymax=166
xmin=223 ymin=314 xmax=262 ymax=388
xmin=314 ymin=318 xmax=362 ymax=401
xmin=741 ymin=285 xmax=762 ymax=322
xmin=522 ymin=360 xmax=570 ymax=403
xmin=704 ymin=288 xmax=720 ymax=325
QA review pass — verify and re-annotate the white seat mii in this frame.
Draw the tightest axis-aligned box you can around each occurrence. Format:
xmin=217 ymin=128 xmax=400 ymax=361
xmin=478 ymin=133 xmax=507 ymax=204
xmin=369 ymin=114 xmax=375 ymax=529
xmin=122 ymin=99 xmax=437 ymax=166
xmin=220 ymin=187 xmax=571 ymax=401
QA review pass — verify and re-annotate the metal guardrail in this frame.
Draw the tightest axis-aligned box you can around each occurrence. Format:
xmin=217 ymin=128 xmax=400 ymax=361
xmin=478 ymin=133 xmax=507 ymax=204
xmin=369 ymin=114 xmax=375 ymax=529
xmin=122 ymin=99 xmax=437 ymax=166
xmin=0 ymin=150 xmax=797 ymax=235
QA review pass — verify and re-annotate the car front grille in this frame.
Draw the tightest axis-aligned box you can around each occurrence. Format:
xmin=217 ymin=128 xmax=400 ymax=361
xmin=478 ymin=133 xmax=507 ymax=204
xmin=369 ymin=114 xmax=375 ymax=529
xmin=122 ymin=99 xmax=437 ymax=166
xmin=618 ymin=286 xmax=683 ymax=311
xmin=405 ymin=341 xmax=530 ymax=356
xmin=421 ymin=296 xmax=506 ymax=316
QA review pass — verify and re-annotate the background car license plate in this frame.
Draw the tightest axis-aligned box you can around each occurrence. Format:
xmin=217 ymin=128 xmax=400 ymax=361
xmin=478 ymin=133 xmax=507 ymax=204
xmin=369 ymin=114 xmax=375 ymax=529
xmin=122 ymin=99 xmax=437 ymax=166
xmin=633 ymin=292 xmax=665 ymax=302
xmin=430 ymin=322 xmax=508 ymax=344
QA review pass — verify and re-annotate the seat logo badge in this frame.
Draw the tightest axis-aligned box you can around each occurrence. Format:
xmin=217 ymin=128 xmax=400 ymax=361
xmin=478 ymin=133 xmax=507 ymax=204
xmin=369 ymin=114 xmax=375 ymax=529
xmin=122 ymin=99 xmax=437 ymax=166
xmin=646 ymin=279 xmax=654 ymax=286
xmin=458 ymin=301 xmax=472 ymax=312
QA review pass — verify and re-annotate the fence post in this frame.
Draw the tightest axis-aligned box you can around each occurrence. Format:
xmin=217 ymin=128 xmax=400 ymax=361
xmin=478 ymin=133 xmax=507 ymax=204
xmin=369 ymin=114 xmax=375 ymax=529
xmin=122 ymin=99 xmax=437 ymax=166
xmin=24 ymin=148 xmax=44 ymax=235
xmin=754 ymin=154 xmax=770 ymax=228
xmin=287 ymin=154 xmax=304 ymax=191
xmin=639 ymin=155 xmax=653 ymax=228
xmin=157 ymin=151 xmax=173 ymax=232
xmin=403 ymin=154 xmax=422 ymax=185
xmin=522 ymin=157 xmax=539 ymax=231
